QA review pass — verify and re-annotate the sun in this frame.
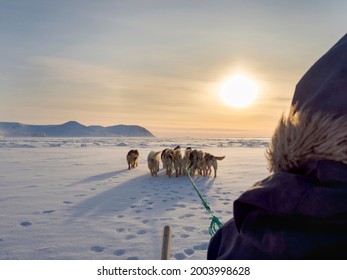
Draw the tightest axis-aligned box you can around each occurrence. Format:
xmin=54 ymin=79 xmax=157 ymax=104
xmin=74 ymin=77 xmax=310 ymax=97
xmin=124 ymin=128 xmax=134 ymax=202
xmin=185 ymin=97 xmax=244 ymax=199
xmin=219 ymin=75 xmax=258 ymax=108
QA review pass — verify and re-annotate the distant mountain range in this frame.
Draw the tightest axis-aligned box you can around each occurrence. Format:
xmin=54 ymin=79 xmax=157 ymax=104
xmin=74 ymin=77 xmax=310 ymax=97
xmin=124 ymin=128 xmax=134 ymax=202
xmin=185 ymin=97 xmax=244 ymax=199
xmin=0 ymin=121 xmax=154 ymax=137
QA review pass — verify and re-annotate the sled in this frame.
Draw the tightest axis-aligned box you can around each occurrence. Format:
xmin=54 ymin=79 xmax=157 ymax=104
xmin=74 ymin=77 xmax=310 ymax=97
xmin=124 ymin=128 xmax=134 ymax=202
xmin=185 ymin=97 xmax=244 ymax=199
xmin=160 ymin=225 xmax=172 ymax=260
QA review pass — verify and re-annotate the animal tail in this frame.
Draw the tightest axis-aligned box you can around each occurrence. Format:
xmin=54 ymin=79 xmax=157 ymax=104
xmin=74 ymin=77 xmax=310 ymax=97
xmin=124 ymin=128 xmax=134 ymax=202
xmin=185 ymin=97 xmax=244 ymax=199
xmin=215 ymin=156 xmax=225 ymax=161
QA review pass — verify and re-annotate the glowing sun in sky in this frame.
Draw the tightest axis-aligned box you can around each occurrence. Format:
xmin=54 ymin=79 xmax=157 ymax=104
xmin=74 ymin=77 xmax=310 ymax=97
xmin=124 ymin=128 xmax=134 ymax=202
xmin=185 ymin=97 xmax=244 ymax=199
xmin=219 ymin=75 xmax=258 ymax=108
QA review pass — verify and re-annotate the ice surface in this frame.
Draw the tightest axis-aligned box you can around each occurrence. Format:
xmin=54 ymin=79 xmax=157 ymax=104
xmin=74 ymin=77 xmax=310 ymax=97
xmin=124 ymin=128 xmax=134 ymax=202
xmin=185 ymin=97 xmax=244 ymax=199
xmin=0 ymin=137 xmax=270 ymax=260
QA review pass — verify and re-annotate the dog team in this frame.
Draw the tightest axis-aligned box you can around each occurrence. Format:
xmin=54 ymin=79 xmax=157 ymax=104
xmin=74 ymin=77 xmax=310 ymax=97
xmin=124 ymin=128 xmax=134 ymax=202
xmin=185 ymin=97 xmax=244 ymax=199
xmin=127 ymin=146 xmax=225 ymax=178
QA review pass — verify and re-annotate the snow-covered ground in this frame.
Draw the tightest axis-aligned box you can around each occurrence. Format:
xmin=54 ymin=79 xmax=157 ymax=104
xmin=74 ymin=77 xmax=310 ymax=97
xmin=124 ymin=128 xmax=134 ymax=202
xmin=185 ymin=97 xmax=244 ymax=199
xmin=0 ymin=137 xmax=270 ymax=260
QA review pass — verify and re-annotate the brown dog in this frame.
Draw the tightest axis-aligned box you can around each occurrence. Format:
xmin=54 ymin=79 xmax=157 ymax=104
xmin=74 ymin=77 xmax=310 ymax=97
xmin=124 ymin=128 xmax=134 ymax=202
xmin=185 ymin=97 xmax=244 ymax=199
xmin=172 ymin=146 xmax=183 ymax=177
xmin=161 ymin=148 xmax=174 ymax=177
xmin=204 ymin=153 xmax=225 ymax=178
xmin=126 ymin=149 xmax=139 ymax=170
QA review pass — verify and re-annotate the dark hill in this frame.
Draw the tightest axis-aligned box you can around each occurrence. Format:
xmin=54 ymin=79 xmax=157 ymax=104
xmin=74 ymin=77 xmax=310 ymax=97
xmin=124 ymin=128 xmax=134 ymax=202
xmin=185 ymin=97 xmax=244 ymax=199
xmin=0 ymin=121 xmax=154 ymax=137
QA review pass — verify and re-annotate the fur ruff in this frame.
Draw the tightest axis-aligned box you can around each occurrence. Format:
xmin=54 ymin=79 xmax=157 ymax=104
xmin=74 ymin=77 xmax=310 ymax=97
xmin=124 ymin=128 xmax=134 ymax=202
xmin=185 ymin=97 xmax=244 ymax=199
xmin=266 ymin=108 xmax=347 ymax=172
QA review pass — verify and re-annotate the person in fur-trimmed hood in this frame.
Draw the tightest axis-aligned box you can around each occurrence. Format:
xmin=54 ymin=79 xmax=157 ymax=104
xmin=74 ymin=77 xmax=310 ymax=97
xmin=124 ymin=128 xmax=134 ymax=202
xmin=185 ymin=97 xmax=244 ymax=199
xmin=207 ymin=33 xmax=347 ymax=259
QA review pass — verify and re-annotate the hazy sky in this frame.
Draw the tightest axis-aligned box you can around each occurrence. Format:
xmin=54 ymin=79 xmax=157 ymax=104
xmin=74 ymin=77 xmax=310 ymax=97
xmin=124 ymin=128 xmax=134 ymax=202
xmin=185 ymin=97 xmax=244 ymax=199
xmin=1 ymin=0 xmax=346 ymax=137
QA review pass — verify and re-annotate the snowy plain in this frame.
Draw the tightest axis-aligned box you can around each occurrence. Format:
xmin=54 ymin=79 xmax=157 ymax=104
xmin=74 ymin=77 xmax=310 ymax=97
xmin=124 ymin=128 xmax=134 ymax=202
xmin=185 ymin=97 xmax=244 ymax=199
xmin=0 ymin=137 xmax=270 ymax=260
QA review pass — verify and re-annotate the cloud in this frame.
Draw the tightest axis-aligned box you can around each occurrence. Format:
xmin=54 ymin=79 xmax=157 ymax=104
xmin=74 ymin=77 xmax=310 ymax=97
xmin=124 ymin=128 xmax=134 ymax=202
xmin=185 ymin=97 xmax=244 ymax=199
xmin=29 ymin=56 xmax=121 ymax=89
xmin=23 ymin=56 xmax=207 ymax=120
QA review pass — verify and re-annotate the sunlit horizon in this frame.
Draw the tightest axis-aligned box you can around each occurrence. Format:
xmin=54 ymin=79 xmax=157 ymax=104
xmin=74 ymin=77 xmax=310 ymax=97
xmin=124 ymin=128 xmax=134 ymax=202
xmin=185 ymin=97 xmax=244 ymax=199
xmin=1 ymin=1 xmax=346 ymax=138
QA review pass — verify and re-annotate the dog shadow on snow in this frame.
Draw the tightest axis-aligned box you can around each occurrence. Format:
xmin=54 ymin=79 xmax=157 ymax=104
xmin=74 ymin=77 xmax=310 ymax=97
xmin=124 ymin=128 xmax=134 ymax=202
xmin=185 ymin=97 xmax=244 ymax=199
xmin=67 ymin=169 xmax=128 ymax=187
xmin=66 ymin=169 xmax=218 ymax=259
xmin=68 ymin=169 xmax=217 ymax=220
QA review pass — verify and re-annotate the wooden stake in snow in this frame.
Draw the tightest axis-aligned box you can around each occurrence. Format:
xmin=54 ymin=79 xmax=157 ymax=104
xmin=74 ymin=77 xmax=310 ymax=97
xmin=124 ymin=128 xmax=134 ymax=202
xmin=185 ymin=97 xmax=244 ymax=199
xmin=160 ymin=225 xmax=172 ymax=260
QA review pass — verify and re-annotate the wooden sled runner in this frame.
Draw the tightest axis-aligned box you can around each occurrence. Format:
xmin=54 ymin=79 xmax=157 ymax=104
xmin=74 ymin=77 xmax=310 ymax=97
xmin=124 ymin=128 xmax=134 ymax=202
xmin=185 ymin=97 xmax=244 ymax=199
xmin=160 ymin=225 xmax=172 ymax=260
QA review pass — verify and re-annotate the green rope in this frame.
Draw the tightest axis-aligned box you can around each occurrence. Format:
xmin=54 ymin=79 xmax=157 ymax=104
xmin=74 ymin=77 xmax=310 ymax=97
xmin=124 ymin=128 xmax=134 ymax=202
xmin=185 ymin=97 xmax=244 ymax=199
xmin=209 ymin=216 xmax=224 ymax=236
xmin=185 ymin=167 xmax=223 ymax=236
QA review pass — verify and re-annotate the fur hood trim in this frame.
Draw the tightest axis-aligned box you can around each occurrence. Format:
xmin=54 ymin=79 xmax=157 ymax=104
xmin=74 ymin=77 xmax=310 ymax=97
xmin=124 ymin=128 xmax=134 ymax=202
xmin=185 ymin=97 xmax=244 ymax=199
xmin=266 ymin=108 xmax=347 ymax=172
